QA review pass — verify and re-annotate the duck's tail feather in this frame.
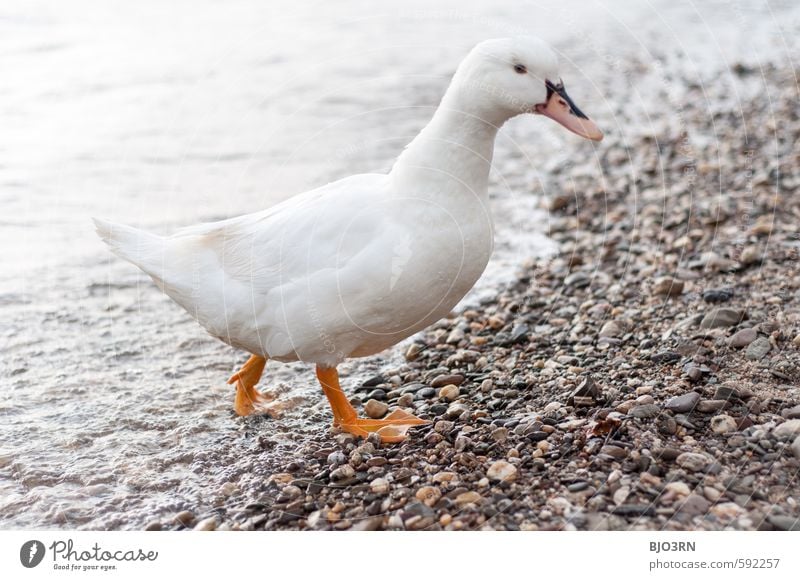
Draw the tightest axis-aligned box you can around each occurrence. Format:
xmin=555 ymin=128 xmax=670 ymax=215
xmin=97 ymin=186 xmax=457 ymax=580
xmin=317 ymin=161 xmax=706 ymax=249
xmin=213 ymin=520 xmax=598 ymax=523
xmin=93 ymin=218 xmax=169 ymax=286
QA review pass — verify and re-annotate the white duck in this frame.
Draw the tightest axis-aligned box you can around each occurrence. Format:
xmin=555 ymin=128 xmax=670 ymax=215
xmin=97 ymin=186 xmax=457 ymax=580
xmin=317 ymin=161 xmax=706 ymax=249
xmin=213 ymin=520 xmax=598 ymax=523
xmin=95 ymin=36 xmax=602 ymax=443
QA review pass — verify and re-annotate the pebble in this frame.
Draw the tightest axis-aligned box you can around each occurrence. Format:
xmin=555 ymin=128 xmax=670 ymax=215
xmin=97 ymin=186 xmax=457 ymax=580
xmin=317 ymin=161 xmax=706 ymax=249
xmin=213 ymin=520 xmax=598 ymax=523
xmin=173 ymin=511 xmax=195 ymax=527
xmin=454 ymin=491 xmax=483 ymax=507
xmin=599 ymin=445 xmax=628 ymax=459
xmin=364 ymin=399 xmax=388 ymax=419
xmin=700 ymin=308 xmax=745 ymax=329
xmin=727 ymin=327 xmax=758 ymax=348
xmin=564 ymin=271 xmax=590 ymax=288
xmin=710 ymin=414 xmax=737 ymax=434
xmin=330 ymin=465 xmax=356 ymax=485
xmin=745 ymin=336 xmax=770 ymax=360
xmin=702 ymin=287 xmax=734 ymax=303
xmin=487 ymin=460 xmax=518 ymax=482
xmin=411 ymin=487 xmax=439 ymax=508
xmin=599 ymin=321 xmax=623 ymax=338
xmin=676 ymin=452 xmax=710 ymax=472
xmin=792 ymin=437 xmax=800 ymax=460
xmin=773 ymin=420 xmax=800 ymax=440
xmin=491 ymin=427 xmax=509 ymax=442
xmin=396 ymin=393 xmax=414 ymax=407
xmin=431 ymin=374 xmax=464 ymax=388
xmin=767 ymin=515 xmax=800 ymax=531
xmin=740 ymin=245 xmax=762 ymax=264
xmin=438 ymin=384 xmax=459 ymax=401
xmin=665 ymin=392 xmax=700 ymax=413
xmin=628 ymin=403 xmax=660 ymax=419
xmin=697 ymin=400 xmax=728 ymax=413
xmin=370 ymin=478 xmax=390 ymax=494
xmin=194 ymin=516 xmax=218 ymax=531
xmin=405 ymin=343 xmax=423 ymax=361
xmin=653 ymin=277 xmax=684 ymax=297
xmin=677 ymin=494 xmax=711 ymax=516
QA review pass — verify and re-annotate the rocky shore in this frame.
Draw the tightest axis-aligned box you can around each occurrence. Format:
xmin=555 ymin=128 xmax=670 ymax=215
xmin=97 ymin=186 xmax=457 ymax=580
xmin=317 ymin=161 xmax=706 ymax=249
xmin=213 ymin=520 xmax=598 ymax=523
xmin=146 ymin=57 xmax=800 ymax=532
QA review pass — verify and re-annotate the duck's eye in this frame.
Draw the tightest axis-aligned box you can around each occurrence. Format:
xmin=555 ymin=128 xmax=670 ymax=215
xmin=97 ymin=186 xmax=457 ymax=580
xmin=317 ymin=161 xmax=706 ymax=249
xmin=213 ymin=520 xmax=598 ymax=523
xmin=513 ymin=64 xmax=527 ymax=74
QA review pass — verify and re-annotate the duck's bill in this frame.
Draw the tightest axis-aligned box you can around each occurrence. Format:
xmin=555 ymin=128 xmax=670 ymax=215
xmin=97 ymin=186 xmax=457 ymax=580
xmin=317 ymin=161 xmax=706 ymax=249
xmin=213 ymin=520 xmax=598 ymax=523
xmin=534 ymin=80 xmax=603 ymax=141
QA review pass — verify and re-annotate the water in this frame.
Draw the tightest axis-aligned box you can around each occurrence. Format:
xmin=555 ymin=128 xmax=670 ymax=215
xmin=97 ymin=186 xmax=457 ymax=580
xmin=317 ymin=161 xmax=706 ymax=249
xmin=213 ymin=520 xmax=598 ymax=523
xmin=1 ymin=0 xmax=797 ymax=528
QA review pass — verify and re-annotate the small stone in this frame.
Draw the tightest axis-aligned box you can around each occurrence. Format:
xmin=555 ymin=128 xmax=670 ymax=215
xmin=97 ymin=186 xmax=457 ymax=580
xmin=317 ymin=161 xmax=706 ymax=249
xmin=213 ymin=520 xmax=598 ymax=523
xmin=740 ymin=246 xmax=762 ymax=264
xmin=370 ymin=478 xmax=390 ymax=494
xmin=599 ymin=445 xmax=628 ymax=459
xmin=434 ymin=420 xmax=455 ymax=433
xmin=194 ymin=516 xmax=218 ymax=531
xmin=664 ymin=481 xmax=691 ymax=497
xmin=704 ymin=486 xmax=722 ymax=502
xmin=415 ymin=486 xmax=442 ymax=506
xmin=665 ymin=392 xmax=701 ymax=413
xmin=650 ymin=351 xmax=681 ymax=364
xmin=677 ymin=494 xmax=711 ymax=516
xmin=431 ymin=374 xmax=465 ymax=388
xmin=454 ymin=491 xmax=483 ymax=507
xmin=702 ymin=287 xmax=734 ymax=303
xmin=438 ymin=384 xmax=459 ymax=401
xmin=432 ymin=472 xmax=457 ymax=484
xmin=330 ymin=465 xmax=357 ymax=485
xmin=628 ymin=403 xmax=660 ymax=419
xmin=710 ymin=414 xmax=737 ymax=434
xmin=569 ymin=376 xmax=600 ymax=407
xmin=446 ymin=327 xmax=465 ymax=344
xmin=510 ymin=323 xmax=530 ymax=343
xmin=700 ymin=308 xmax=745 ymax=329
xmin=445 ymin=403 xmax=468 ymax=420
xmin=405 ymin=343 xmax=423 ymax=361
xmin=728 ymin=327 xmax=758 ymax=348
xmin=397 ymin=393 xmax=414 ymax=407
xmin=713 ymin=385 xmax=740 ymax=401
xmin=676 ymin=452 xmax=710 ymax=472
xmin=173 ymin=511 xmax=195 ymax=527
xmin=564 ymin=271 xmax=590 ymax=288
xmin=364 ymin=399 xmax=388 ymax=419
xmin=773 ymin=420 xmax=800 ymax=440
xmin=144 ymin=521 xmax=162 ymax=531
xmin=486 ymin=460 xmax=518 ymax=482
xmin=599 ymin=321 xmax=623 ymax=338
xmin=491 ymin=427 xmax=509 ymax=442
xmin=549 ymin=193 xmax=571 ymax=211
xmin=792 ymin=436 xmax=800 ymax=460
xmin=793 ymin=334 xmax=800 ymax=347
xmin=653 ymin=277 xmax=684 ymax=297
xmin=767 ymin=515 xmax=800 ymax=531
xmin=697 ymin=400 xmax=728 ymax=413
xmin=745 ymin=336 xmax=770 ymax=360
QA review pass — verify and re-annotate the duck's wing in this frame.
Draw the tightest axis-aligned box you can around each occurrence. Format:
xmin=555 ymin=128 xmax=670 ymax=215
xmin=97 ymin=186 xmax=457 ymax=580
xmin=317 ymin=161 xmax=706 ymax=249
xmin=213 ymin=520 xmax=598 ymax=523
xmin=159 ymin=173 xmax=396 ymax=346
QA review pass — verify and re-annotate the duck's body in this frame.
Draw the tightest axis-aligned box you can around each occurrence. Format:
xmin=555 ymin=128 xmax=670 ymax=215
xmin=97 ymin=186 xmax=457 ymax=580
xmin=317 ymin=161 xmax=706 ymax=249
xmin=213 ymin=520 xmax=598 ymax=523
xmin=96 ymin=37 xmax=601 ymax=442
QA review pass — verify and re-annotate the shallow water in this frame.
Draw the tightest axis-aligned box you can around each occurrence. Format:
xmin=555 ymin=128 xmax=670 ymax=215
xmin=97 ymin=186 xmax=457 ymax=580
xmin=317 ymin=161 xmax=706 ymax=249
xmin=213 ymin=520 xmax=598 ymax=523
xmin=1 ymin=0 xmax=797 ymax=528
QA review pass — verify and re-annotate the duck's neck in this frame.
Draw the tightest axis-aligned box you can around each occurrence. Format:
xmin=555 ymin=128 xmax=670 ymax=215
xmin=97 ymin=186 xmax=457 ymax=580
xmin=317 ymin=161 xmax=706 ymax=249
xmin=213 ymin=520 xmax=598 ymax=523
xmin=390 ymin=90 xmax=507 ymax=201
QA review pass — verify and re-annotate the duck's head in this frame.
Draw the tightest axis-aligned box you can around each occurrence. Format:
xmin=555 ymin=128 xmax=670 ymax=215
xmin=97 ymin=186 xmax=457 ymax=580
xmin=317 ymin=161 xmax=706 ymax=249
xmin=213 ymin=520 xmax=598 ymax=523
xmin=452 ymin=36 xmax=603 ymax=141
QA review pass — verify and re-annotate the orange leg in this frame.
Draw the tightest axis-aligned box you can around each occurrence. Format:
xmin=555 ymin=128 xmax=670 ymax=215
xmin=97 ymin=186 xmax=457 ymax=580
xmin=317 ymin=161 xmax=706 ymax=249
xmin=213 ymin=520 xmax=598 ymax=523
xmin=227 ymin=355 xmax=282 ymax=417
xmin=316 ymin=366 xmax=429 ymax=443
